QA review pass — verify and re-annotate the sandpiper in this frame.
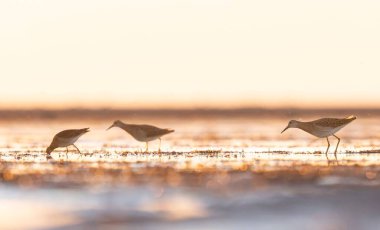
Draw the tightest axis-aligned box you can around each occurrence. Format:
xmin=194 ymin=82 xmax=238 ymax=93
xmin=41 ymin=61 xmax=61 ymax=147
xmin=106 ymin=120 xmax=174 ymax=152
xmin=46 ymin=128 xmax=90 ymax=158
xmin=281 ymin=115 xmax=356 ymax=159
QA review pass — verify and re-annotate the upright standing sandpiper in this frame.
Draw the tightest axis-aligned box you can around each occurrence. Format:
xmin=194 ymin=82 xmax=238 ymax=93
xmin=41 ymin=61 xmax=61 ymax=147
xmin=106 ymin=120 xmax=174 ymax=152
xmin=281 ymin=115 xmax=356 ymax=159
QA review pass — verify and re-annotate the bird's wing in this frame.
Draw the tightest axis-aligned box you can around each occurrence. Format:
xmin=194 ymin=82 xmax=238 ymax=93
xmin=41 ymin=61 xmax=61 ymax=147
xmin=56 ymin=128 xmax=90 ymax=139
xmin=313 ymin=117 xmax=355 ymax=129
xmin=139 ymin=124 xmax=174 ymax=138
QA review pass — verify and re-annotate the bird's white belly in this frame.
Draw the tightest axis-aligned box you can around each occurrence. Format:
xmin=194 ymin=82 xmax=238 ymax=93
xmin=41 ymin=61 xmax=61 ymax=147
xmin=56 ymin=137 xmax=79 ymax=147
xmin=312 ymin=125 xmax=346 ymax=138
xmin=145 ymin=136 xmax=161 ymax=142
xmin=134 ymin=135 xmax=160 ymax=142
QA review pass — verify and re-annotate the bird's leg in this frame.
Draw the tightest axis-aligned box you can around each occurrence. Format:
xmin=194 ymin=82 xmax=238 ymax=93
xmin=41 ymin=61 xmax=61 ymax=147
xmin=66 ymin=147 xmax=69 ymax=159
xmin=333 ymin=135 xmax=341 ymax=160
xmin=73 ymin=144 xmax=82 ymax=156
xmin=325 ymin=137 xmax=330 ymax=160
xmin=158 ymin=138 xmax=162 ymax=153
xmin=145 ymin=142 xmax=149 ymax=153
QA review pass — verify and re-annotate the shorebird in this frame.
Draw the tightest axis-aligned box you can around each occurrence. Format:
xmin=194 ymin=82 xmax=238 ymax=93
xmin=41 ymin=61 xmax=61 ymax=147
xmin=46 ymin=128 xmax=90 ymax=158
xmin=281 ymin=115 xmax=356 ymax=159
xmin=106 ymin=120 xmax=174 ymax=152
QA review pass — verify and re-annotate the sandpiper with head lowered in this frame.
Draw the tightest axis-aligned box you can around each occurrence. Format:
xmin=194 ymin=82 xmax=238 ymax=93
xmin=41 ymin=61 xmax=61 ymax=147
xmin=46 ymin=128 xmax=90 ymax=158
xmin=106 ymin=120 xmax=174 ymax=152
xmin=281 ymin=115 xmax=356 ymax=159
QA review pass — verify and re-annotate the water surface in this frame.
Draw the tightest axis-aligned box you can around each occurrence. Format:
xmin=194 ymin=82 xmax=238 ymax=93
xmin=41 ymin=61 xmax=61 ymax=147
xmin=1 ymin=116 xmax=380 ymax=230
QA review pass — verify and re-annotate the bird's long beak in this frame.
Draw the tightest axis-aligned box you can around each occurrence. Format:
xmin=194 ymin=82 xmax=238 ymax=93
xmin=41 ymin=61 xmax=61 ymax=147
xmin=106 ymin=125 xmax=114 ymax=131
xmin=281 ymin=126 xmax=289 ymax=134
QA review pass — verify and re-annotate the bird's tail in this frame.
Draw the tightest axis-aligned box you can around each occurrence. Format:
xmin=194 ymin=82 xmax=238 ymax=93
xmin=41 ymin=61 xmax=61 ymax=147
xmin=346 ymin=115 xmax=357 ymax=121
xmin=166 ymin=129 xmax=175 ymax=134
xmin=81 ymin=128 xmax=90 ymax=133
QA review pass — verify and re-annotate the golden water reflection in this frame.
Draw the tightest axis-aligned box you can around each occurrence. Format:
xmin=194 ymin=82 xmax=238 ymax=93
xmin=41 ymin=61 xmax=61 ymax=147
xmin=1 ymin=118 xmax=380 ymax=229
xmin=1 ymin=147 xmax=380 ymax=189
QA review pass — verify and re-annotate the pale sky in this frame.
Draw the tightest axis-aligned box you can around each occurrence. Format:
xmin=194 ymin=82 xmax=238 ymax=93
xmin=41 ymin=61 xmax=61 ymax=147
xmin=1 ymin=0 xmax=379 ymax=109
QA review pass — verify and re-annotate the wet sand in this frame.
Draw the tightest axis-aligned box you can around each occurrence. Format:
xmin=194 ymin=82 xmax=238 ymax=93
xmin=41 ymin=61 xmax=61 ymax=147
xmin=0 ymin=116 xmax=380 ymax=229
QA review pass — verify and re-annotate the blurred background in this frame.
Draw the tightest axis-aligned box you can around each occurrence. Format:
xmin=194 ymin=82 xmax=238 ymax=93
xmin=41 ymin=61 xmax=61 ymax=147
xmin=1 ymin=0 xmax=380 ymax=110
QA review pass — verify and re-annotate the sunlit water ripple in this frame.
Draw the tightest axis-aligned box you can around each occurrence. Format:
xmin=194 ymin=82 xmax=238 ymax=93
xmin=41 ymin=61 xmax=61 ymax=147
xmin=1 ymin=117 xmax=380 ymax=229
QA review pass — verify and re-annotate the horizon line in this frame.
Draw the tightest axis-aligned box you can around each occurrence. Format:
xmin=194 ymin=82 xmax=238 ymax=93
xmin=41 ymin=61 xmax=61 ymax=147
xmin=0 ymin=106 xmax=380 ymax=112
xmin=0 ymin=106 xmax=380 ymax=111
xmin=0 ymin=107 xmax=380 ymax=121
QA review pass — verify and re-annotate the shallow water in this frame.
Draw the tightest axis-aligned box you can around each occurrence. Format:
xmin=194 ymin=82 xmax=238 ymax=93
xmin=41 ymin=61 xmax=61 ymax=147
xmin=1 ymin=117 xmax=380 ymax=230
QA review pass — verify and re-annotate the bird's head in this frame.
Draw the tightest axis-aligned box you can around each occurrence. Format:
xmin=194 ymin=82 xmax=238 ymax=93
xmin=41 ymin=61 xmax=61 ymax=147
xmin=281 ymin=120 xmax=299 ymax=134
xmin=107 ymin=120 xmax=123 ymax=130
xmin=46 ymin=145 xmax=55 ymax=155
